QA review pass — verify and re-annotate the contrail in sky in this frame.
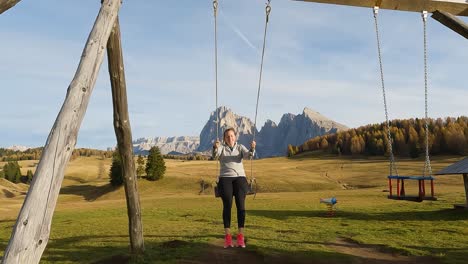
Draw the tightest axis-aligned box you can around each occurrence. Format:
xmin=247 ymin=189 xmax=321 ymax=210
xmin=219 ymin=9 xmax=259 ymax=54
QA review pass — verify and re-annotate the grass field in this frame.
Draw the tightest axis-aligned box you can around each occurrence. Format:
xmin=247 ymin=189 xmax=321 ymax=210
xmin=1 ymin=155 xmax=467 ymax=263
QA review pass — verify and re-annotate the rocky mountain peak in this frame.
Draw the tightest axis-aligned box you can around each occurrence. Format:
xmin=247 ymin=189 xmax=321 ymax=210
xmin=134 ymin=106 xmax=348 ymax=158
xmin=198 ymin=106 xmax=257 ymax=151
xmin=302 ymin=107 xmax=328 ymax=121
xmin=6 ymin=145 xmax=30 ymax=152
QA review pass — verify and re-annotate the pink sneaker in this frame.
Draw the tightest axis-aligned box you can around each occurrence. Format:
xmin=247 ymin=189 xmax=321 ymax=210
xmin=236 ymin=234 xmax=246 ymax=248
xmin=224 ymin=234 xmax=233 ymax=248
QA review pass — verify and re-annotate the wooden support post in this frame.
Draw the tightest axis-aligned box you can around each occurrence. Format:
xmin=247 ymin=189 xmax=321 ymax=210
xmin=464 ymin=173 xmax=468 ymax=207
xmin=432 ymin=10 xmax=468 ymax=39
xmin=2 ymin=1 xmax=122 ymax=263
xmin=430 ymin=179 xmax=434 ymax=197
xmin=400 ymin=179 xmax=405 ymax=196
xmin=107 ymin=16 xmax=145 ymax=254
xmin=388 ymin=178 xmax=392 ymax=196
xmin=397 ymin=179 xmax=400 ymax=198
xmin=0 ymin=0 xmax=21 ymax=15
xmin=418 ymin=180 xmax=422 ymax=197
xmin=422 ymin=179 xmax=426 ymax=196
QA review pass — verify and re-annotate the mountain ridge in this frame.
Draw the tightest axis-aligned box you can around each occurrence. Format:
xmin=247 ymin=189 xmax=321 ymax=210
xmin=133 ymin=106 xmax=348 ymax=157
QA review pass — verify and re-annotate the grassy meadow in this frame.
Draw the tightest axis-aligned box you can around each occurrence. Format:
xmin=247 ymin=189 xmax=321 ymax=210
xmin=0 ymin=155 xmax=467 ymax=263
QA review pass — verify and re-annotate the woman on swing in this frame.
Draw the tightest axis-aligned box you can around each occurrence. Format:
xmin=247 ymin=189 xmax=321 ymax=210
xmin=212 ymin=127 xmax=256 ymax=248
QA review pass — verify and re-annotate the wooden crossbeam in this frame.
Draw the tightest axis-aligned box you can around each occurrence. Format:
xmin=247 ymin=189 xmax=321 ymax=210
xmin=0 ymin=0 xmax=22 ymax=14
xmin=432 ymin=10 xmax=468 ymax=39
xmin=294 ymin=0 xmax=468 ymax=16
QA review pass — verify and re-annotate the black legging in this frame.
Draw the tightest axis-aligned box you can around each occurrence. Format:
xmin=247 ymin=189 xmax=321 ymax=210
xmin=218 ymin=177 xmax=248 ymax=228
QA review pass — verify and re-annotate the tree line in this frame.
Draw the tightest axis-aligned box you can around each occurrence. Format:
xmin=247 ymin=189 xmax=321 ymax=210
xmin=163 ymin=153 xmax=210 ymax=161
xmin=0 ymin=148 xmax=43 ymax=161
xmin=289 ymin=116 xmax=468 ymax=157
xmin=0 ymin=147 xmax=114 ymax=162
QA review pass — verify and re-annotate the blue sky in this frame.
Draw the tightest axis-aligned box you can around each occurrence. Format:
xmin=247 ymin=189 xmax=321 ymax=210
xmin=0 ymin=0 xmax=467 ymax=149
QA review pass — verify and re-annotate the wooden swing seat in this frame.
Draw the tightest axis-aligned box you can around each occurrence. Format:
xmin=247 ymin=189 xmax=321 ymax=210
xmin=387 ymin=175 xmax=437 ymax=202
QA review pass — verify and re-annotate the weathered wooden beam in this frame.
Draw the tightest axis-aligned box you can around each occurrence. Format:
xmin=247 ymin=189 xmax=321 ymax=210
xmin=107 ymin=16 xmax=145 ymax=254
xmin=464 ymin=173 xmax=468 ymax=207
xmin=432 ymin=10 xmax=468 ymax=39
xmin=294 ymin=0 xmax=468 ymax=16
xmin=0 ymin=0 xmax=21 ymax=15
xmin=2 ymin=1 xmax=122 ymax=263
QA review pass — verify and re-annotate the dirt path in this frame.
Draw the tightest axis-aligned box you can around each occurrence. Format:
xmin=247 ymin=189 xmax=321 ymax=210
xmin=177 ymin=239 xmax=330 ymax=264
xmin=327 ymin=238 xmax=440 ymax=264
xmin=179 ymin=243 xmax=263 ymax=264
xmin=179 ymin=238 xmax=441 ymax=264
xmin=91 ymin=238 xmax=441 ymax=264
xmin=178 ymin=239 xmax=308 ymax=264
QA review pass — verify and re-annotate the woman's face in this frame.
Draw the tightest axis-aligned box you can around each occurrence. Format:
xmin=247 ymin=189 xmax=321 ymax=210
xmin=224 ymin=130 xmax=236 ymax=147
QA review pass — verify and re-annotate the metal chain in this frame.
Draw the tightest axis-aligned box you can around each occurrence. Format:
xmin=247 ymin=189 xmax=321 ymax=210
xmin=253 ymin=0 xmax=271 ymax=142
xmin=213 ymin=0 xmax=220 ymax=187
xmin=250 ymin=0 xmax=272 ymax=198
xmin=213 ymin=0 xmax=219 ymax=142
xmin=422 ymin=11 xmax=433 ymax=176
xmin=373 ymin=7 xmax=398 ymax=176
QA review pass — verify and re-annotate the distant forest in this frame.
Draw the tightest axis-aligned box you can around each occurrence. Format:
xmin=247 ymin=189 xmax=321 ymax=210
xmin=289 ymin=116 xmax=468 ymax=157
xmin=0 ymin=147 xmax=114 ymax=162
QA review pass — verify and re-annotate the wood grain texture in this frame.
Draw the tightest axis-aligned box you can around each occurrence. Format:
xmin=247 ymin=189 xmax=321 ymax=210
xmin=2 ymin=1 xmax=122 ymax=263
xmin=0 ymin=0 xmax=21 ymax=15
xmin=432 ymin=10 xmax=468 ymax=39
xmin=107 ymin=16 xmax=145 ymax=254
xmin=294 ymin=0 xmax=468 ymax=16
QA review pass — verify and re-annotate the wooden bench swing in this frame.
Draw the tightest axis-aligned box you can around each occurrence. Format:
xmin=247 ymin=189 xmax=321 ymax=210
xmin=366 ymin=3 xmax=439 ymax=202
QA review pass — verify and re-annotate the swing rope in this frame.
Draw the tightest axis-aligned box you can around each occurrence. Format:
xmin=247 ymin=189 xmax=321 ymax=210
xmin=250 ymin=0 xmax=272 ymax=199
xmin=374 ymin=8 xmax=435 ymax=202
xmin=253 ymin=0 xmax=271 ymax=142
xmin=211 ymin=1 xmax=271 ymax=198
xmin=213 ymin=0 xmax=219 ymax=142
xmin=373 ymin=6 xmax=398 ymax=176
xmin=213 ymin=0 xmax=220 ymax=192
xmin=422 ymin=11 xmax=433 ymax=177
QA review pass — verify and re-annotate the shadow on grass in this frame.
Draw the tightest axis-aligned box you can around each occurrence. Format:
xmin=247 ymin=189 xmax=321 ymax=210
xmin=60 ymin=184 xmax=118 ymax=201
xmin=64 ymin=176 xmax=90 ymax=184
xmin=2 ymin=233 xmax=445 ymax=264
xmin=2 ymin=189 xmax=15 ymax=198
xmin=0 ymin=235 xmax=458 ymax=264
xmin=403 ymin=244 xmax=468 ymax=263
xmin=31 ymin=234 xmax=221 ymax=264
xmin=247 ymin=209 xmax=468 ymax=221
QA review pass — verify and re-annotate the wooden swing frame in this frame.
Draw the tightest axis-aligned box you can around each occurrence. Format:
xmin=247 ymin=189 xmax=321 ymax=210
xmin=295 ymin=0 xmax=468 ymax=39
xmin=1 ymin=0 xmax=466 ymax=263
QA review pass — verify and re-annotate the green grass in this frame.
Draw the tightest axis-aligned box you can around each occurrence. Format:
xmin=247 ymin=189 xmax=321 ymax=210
xmin=1 ymin=156 xmax=467 ymax=263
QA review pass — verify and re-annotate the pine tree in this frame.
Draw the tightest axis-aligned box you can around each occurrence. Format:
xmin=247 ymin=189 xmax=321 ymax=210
xmin=320 ymin=138 xmax=329 ymax=150
xmin=350 ymin=136 xmax=362 ymax=155
xmin=145 ymin=146 xmax=166 ymax=181
xmin=287 ymin=144 xmax=296 ymax=157
xmin=3 ymin=161 xmax=21 ymax=183
xmin=109 ymin=150 xmax=124 ymax=186
xmin=408 ymin=126 xmax=420 ymax=158
xmin=26 ymin=170 xmax=34 ymax=184
xmin=136 ymin=155 xmax=145 ymax=178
